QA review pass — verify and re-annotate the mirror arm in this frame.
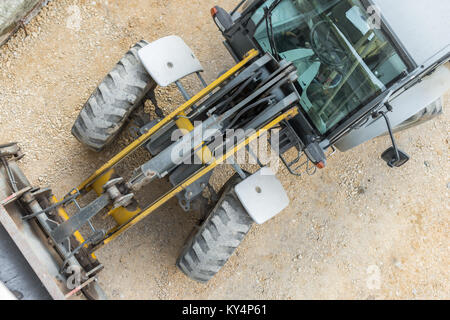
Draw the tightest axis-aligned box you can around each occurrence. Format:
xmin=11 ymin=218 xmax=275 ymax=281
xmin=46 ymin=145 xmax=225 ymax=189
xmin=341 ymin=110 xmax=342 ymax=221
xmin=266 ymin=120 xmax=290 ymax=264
xmin=372 ymin=102 xmax=409 ymax=168
xmin=377 ymin=112 xmax=400 ymax=165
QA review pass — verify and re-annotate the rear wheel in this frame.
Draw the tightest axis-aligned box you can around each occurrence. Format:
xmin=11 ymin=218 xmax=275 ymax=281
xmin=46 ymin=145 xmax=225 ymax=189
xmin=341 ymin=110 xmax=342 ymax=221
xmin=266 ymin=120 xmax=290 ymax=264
xmin=71 ymin=40 xmax=155 ymax=151
xmin=393 ymin=97 xmax=443 ymax=133
xmin=176 ymin=175 xmax=253 ymax=283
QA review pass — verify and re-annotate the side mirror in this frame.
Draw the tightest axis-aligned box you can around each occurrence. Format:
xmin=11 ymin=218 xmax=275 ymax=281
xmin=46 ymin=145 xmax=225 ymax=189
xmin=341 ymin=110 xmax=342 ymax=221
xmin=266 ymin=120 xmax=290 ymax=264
xmin=381 ymin=147 xmax=410 ymax=168
xmin=373 ymin=104 xmax=410 ymax=168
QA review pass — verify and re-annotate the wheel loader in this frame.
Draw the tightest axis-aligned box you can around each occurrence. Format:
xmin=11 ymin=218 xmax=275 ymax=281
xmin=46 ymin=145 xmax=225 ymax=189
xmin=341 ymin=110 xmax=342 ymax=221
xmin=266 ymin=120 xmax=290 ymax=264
xmin=1 ymin=0 xmax=449 ymax=299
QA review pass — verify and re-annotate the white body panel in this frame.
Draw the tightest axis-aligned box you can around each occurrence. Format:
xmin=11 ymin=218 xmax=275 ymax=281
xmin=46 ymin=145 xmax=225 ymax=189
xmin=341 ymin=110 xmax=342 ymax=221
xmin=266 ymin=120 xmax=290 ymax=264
xmin=336 ymin=63 xmax=450 ymax=151
xmin=138 ymin=35 xmax=203 ymax=87
xmin=372 ymin=0 xmax=450 ymax=66
xmin=235 ymin=167 xmax=289 ymax=224
xmin=335 ymin=1 xmax=450 ymax=151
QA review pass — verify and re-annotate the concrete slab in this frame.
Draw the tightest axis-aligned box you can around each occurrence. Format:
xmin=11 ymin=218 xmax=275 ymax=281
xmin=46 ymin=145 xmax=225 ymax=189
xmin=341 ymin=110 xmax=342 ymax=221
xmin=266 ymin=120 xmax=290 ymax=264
xmin=0 ymin=0 xmax=49 ymax=46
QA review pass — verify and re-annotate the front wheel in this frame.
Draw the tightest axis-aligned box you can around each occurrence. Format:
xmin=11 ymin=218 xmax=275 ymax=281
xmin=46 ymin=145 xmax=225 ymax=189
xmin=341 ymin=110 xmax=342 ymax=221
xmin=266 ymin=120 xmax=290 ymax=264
xmin=176 ymin=175 xmax=253 ymax=283
xmin=71 ymin=40 xmax=155 ymax=151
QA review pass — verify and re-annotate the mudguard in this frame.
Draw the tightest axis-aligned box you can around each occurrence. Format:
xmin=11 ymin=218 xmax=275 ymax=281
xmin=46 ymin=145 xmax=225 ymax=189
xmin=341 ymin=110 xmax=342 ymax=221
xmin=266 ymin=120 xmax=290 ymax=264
xmin=138 ymin=35 xmax=204 ymax=87
xmin=234 ymin=167 xmax=289 ymax=224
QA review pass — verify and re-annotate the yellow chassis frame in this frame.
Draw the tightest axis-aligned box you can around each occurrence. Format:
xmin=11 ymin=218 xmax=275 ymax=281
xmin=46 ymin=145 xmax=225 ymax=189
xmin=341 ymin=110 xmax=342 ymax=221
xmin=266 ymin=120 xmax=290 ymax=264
xmin=54 ymin=49 xmax=299 ymax=254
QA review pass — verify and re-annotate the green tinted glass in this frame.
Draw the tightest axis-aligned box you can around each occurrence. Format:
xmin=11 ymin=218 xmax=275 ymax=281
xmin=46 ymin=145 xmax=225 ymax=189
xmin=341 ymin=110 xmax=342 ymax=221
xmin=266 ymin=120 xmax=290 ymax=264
xmin=252 ymin=0 xmax=408 ymax=134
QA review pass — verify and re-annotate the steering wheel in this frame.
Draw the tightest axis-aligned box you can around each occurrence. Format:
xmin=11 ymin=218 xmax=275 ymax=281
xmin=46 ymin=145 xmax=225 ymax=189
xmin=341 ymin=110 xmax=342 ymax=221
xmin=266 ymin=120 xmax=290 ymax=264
xmin=309 ymin=20 xmax=348 ymax=68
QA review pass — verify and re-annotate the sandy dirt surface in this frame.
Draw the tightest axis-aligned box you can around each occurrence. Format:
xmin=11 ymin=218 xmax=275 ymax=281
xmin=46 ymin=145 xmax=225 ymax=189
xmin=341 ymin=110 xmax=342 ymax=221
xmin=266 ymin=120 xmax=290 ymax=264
xmin=0 ymin=0 xmax=448 ymax=300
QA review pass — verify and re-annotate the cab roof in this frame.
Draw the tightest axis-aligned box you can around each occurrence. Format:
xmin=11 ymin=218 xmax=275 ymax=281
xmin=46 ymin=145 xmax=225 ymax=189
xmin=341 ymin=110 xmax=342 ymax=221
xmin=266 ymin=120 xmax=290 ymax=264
xmin=372 ymin=0 xmax=450 ymax=66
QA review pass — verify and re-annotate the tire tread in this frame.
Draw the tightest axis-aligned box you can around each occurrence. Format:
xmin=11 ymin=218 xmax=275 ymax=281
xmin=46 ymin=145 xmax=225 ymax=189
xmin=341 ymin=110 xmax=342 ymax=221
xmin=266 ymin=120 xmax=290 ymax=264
xmin=176 ymin=176 xmax=253 ymax=283
xmin=71 ymin=40 xmax=153 ymax=151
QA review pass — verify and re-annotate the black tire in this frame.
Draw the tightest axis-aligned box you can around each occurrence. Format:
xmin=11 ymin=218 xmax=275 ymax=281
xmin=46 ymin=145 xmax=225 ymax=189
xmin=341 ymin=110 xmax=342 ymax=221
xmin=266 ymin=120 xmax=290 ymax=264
xmin=71 ymin=40 xmax=155 ymax=151
xmin=176 ymin=175 xmax=253 ymax=283
xmin=393 ymin=97 xmax=443 ymax=134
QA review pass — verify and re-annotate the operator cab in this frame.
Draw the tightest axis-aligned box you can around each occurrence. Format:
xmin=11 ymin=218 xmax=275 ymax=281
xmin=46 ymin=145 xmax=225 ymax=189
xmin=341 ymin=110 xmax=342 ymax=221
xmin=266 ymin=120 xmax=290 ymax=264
xmin=214 ymin=0 xmax=408 ymax=135
xmin=212 ymin=0 xmax=449 ymax=169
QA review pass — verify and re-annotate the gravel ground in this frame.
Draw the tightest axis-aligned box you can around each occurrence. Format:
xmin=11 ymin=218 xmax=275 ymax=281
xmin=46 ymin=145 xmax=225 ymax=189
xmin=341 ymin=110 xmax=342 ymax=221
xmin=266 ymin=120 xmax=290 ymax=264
xmin=0 ymin=0 xmax=448 ymax=300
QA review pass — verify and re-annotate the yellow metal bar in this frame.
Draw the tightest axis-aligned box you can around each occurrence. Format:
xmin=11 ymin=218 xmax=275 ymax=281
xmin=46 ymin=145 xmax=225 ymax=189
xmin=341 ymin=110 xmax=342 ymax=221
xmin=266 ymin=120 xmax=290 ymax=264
xmin=90 ymin=168 xmax=142 ymax=225
xmin=94 ymin=107 xmax=298 ymax=250
xmin=174 ymin=112 xmax=213 ymax=163
xmin=51 ymin=196 xmax=97 ymax=260
xmin=108 ymin=206 xmax=142 ymax=226
xmin=77 ymin=49 xmax=259 ymax=192
xmin=174 ymin=112 xmax=195 ymax=132
xmin=91 ymin=169 xmax=114 ymax=196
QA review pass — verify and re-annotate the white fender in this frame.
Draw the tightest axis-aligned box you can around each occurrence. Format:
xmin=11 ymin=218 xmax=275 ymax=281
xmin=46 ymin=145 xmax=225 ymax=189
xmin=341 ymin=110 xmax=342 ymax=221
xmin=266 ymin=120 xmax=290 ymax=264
xmin=138 ymin=35 xmax=204 ymax=87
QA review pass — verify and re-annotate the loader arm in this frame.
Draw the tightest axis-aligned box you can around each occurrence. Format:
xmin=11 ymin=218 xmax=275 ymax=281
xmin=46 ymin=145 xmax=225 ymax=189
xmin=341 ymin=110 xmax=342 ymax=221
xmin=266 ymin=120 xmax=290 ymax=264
xmin=2 ymin=48 xmax=303 ymax=295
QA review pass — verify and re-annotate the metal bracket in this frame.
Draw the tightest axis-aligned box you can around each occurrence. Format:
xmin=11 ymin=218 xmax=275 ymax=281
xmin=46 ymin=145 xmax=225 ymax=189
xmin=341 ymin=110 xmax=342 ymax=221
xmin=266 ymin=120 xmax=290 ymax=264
xmin=169 ymin=164 xmax=213 ymax=211
xmin=50 ymin=194 xmax=110 ymax=244
xmin=373 ymin=107 xmax=410 ymax=168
